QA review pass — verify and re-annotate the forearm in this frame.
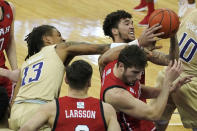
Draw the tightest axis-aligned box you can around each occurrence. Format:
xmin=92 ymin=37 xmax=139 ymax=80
xmin=10 ymin=78 xmax=21 ymax=106
xmin=99 ymin=45 xmax=127 ymax=66
xmin=147 ymin=36 xmax=179 ymax=66
xmin=147 ymin=50 xmax=170 ymax=66
xmin=65 ymin=41 xmax=111 ymax=55
xmin=99 ymin=40 xmax=140 ymax=71
xmin=0 ymin=68 xmax=10 ymax=77
xmin=108 ymin=119 xmax=121 ymax=131
xmin=141 ymin=85 xmax=161 ymax=99
xmin=149 ymin=82 xmax=170 ymax=120
xmin=6 ymin=40 xmax=18 ymax=70
xmin=169 ymin=35 xmax=179 ymax=60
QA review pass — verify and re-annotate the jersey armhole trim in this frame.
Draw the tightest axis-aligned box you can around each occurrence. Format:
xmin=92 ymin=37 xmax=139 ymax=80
xmin=4 ymin=1 xmax=9 ymax=5
xmin=103 ymin=85 xmax=125 ymax=102
xmin=100 ymin=100 xmax=108 ymax=130
xmin=0 ymin=5 xmax=5 ymax=22
xmin=52 ymin=99 xmax=59 ymax=131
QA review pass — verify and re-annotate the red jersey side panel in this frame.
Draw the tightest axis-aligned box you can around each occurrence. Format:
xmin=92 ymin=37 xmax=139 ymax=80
xmin=139 ymin=72 xmax=156 ymax=131
xmin=0 ymin=0 xmax=13 ymax=99
xmin=0 ymin=0 xmax=13 ymax=67
xmin=53 ymin=96 xmax=107 ymax=131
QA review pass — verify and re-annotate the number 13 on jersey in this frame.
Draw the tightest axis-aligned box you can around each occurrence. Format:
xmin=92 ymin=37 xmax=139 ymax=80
xmin=21 ymin=62 xmax=44 ymax=86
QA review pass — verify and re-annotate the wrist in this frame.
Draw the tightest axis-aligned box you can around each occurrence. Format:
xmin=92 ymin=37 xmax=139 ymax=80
xmin=110 ymin=43 xmax=127 ymax=49
xmin=128 ymin=39 xmax=140 ymax=47
xmin=162 ymin=79 xmax=172 ymax=90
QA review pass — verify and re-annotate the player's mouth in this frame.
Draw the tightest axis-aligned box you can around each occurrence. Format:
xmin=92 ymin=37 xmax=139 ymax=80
xmin=129 ymin=31 xmax=135 ymax=36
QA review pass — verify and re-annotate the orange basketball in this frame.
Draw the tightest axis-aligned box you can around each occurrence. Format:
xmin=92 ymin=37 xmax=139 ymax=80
xmin=148 ymin=9 xmax=180 ymax=39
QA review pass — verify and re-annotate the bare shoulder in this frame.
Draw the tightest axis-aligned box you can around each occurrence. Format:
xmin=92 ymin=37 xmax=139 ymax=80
xmin=104 ymin=87 xmax=136 ymax=112
xmin=105 ymin=87 xmax=129 ymax=100
xmin=105 ymin=87 xmax=131 ymax=105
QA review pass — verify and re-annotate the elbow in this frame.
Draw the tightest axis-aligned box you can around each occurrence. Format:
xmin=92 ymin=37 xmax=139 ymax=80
xmin=148 ymin=113 xmax=161 ymax=121
xmin=145 ymin=107 xmax=162 ymax=121
xmin=98 ymin=56 xmax=108 ymax=67
xmin=98 ymin=57 xmax=104 ymax=67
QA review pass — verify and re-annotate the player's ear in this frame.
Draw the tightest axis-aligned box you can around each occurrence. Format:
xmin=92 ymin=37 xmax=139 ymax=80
xmin=112 ymin=28 xmax=118 ymax=36
xmin=117 ymin=62 xmax=125 ymax=72
xmin=87 ymin=79 xmax=91 ymax=88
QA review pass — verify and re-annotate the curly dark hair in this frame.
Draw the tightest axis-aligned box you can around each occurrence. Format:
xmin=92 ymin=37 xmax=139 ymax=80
xmin=103 ymin=10 xmax=132 ymax=40
xmin=118 ymin=45 xmax=147 ymax=69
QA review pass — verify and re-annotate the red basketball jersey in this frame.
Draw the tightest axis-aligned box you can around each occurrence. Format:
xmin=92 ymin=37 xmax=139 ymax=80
xmin=53 ymin=96 xmax=107 ymax=131
xmin=0 ymin=0 xmax=13 ymax=67
xmin=100 ymin=60 xmax=143 ymax=131
xmin=139 ymin=72 xmax=156 ymax=131
xmin=0 ymin=1 xmax=13 ymax=99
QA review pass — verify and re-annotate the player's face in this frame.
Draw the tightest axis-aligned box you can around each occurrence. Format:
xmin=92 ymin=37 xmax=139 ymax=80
xmin=122 ymin=67 xmax=143 ymax=85
xmin=49 ymin=29 xmax=65 ymax=44
xmin=117 ymin=18 xmax=135 ymax=42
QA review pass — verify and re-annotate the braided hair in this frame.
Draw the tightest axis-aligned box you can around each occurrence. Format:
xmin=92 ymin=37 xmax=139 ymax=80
xmin=0 ymin=86 xmax=9 ymax=122
xmin=24 ymin=25 xmax=56 ymax=60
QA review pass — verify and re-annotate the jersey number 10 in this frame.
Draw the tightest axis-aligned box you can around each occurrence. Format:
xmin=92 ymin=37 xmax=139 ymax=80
xmin=179 ymin=32 xmax=197 ymax=62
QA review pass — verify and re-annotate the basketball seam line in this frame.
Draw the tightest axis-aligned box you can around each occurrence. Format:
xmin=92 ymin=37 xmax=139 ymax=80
xmin=149 ymin=9 xmax=164 ymax=26
xmin=160 ymin=10 xmax=165 ymax=26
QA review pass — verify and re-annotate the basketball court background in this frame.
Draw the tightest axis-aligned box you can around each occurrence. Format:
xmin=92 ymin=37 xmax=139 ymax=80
xmin=6 ymin=0 xmax=192 ymax=130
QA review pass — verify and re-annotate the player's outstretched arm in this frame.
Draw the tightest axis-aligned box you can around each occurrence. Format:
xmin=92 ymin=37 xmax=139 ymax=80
xmin=0 ymin=68 xmax=20 ymax=82
xmin=140 ymin=73 xmax=192 ymax=99
xmin=19 ymin=101 xmax=56 ymax=131
xmin=98 ymin=44 xmax=128 ymax=74
xmin=5 ymin=2 xmax=18 ymax=70
xmin=98 ymin=24 xmax=165 ymax=73
xmin=103 ymin=102 xmax=121 ymax=131
xmin=147 ymin=35 xmax=179 ymax=66
xmin=55 ymin=41 xmax=111 ymax=63
xmin=104 ymin=87 xmax=168 ymax=121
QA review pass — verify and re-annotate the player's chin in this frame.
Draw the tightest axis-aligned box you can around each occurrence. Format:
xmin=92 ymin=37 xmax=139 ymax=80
xmin=129 ymin=36 xmax=135 ymax=41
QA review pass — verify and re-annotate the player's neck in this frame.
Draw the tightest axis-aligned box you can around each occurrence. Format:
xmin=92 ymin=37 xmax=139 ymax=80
xmin=68 ymin=88 xmax=88 ymax=99
xmin=114 ymin=37 xmax=126 ymax=43
xmin=183 ymin=8 xmax=194 ymax=18
xmin=113 ymin=64 xmax=124 ymax=81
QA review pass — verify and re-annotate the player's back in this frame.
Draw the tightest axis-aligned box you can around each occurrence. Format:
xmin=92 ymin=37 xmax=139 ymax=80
xmin=15 ymin=45 xmax=65 ymax=102
xmin=177 ymin=9 xmax=197 ymax=76
xmin=53 ymin=96 xmax=107 ymax=131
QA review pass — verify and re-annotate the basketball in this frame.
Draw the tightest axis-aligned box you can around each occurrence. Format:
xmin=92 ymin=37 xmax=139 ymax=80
xmin=148 ymin=8 xmax=180 ymax=39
